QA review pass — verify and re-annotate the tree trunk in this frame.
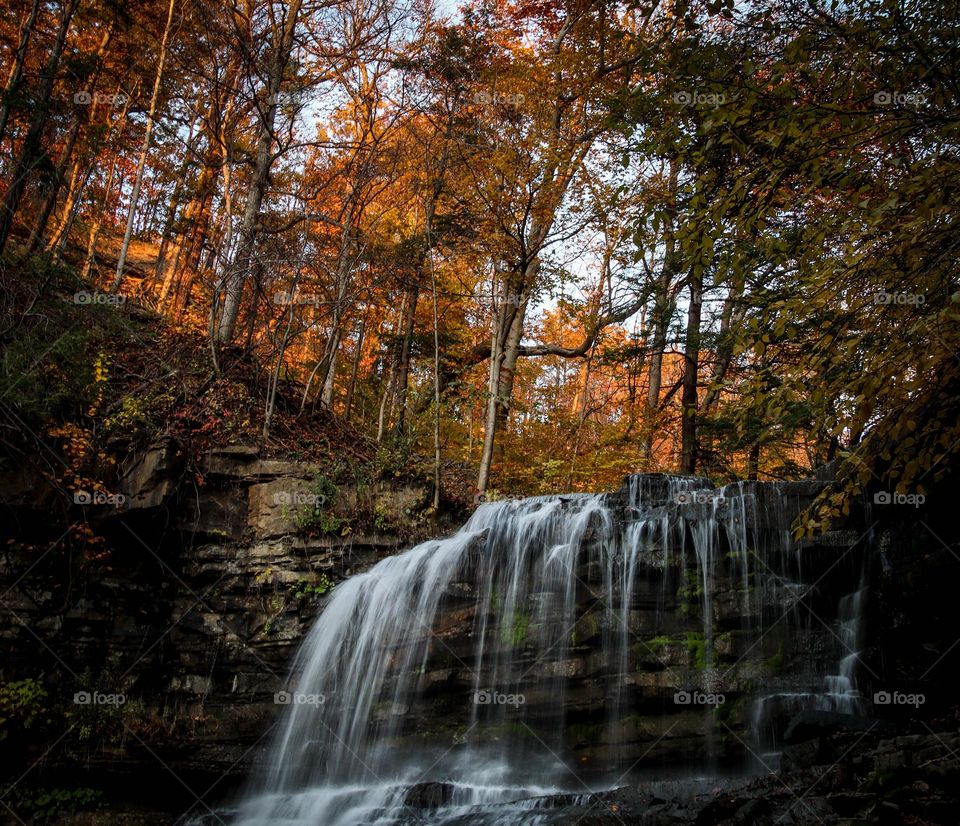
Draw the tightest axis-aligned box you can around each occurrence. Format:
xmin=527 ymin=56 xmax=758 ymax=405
xmin=641 ymin=157 xmax=679 ymax=463
xmin=47 ymin=79 xmax=133 ymax=257
xmin=680 ymin=270 xmax=702 ymax=474
xmin=0 ymin=0 xmax=80 ymax=256
xmin=700 ymin=286 xmax=744 ymax=416
xmin=82 ymin=161 xmax=120 ymax=280
xmin=28 ymin=30 xmax=114 ymax=253
xmin=112 ymin=0 xmax=177 ymax=292
xmin=377 ymin=294 xmax=406 ymax=442
xmin=344 ymin=316 xmax=366 ymax=421
xmin=746 ymin=440 xmax=760 ymax=481
xmin=0 ymin=0 xmax=41 ymax=144
xmin=152 ymin=115 xmax=200 ymax=287
xmin=477 ymin=269 xmax=524 ymax=494
xmin=215 ymin=0 xmax=302 ymax=344
xmin=392 ymin=279 xmax=419 ymax=435
xmin=476 ymin=296 xmax=506 ymax=495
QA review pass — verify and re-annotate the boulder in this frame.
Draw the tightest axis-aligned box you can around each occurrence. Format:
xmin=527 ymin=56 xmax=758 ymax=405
xmin=403 ymin=781 xmax=454 ymax=810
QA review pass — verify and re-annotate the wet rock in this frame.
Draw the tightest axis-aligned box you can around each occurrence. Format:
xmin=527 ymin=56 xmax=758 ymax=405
xmin=784 ymin=710 xmax=889 ymax=744
xmin=403 ymin=780 xmax=454 ymax=809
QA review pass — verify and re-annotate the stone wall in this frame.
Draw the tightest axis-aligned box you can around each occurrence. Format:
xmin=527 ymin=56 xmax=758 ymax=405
xmin=0 ymin=440 xmax=434 ymax=811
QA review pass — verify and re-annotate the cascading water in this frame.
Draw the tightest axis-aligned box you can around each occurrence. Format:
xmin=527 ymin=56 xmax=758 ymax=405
xmin=228 ymin=474 xmax=866 ymax=825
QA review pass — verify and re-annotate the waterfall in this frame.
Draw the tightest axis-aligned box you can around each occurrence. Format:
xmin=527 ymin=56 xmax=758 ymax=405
xmin=229 ymin=474 xmax=865 ymax=825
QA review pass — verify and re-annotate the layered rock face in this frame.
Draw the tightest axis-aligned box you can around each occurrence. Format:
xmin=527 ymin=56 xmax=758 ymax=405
xmin=0 ymin=441 xmax=434 ymax=806
xmin=231 ymin=474 xmax=872 ymax=825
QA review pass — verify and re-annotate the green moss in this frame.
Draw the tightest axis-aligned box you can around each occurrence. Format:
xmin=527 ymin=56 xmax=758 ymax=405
xmin=566 ymin=721 xmax=605 ymax=744
xmin=678 ymin=568 xmax=704 ymax=600
xmin=714 ymin=695 xmax=740 ymax=724
xmin=767 ymin=644 xmax=785 ymax=675
xmin=502 ymin=610 xmax=530 ymax=647
xmin=684 ymin=632 xmax=708 ymax=669
xmin=677 ymin=569 xmax=705 ymax=619
xmin=571 ymin=614 xmax=599 ymax=646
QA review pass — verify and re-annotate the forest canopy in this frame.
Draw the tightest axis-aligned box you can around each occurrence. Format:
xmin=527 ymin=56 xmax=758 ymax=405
xmin=0 ymin=0 xmax=957 ymax=520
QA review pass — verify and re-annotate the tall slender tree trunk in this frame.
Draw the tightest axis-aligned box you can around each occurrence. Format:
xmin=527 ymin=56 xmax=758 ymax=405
xmin=152 ymin=114 xmax=200 ymax=286
xmin=28 ymin=30 xmax=114 ymax=253
xmin=160 ymin=69 xmax=238 ymax=309
xmin=82 ymin=161 xmax=121 ymax=279
xmin=641 ymin=157 xmax=679 ymax=463
xmin=700 ymin=286 xmax=744 ymax=416
xmin=0 ymin=0 xmax=80 ymax=256
xmin=0 ymin=0 xmax=41 ymax=144
xmin=391 ymin=279 xmax=419 ymax=434
xmin=344 ymin=316 xmax=366 ymax=421
xmin=476 ymin=288 xmax=507 ymax=495
xmin=377 ymin=294 xmax=406 ymax=442
xmin=215 ymin=0 xmax=302 ymax=345
xmin=680 ymin=270 xmax=702 ymax=474
xmin=112 ymin=0 xmax=177 ymax=292
xmin=746 ymin=441 xmax=760 ymax=481
xmin=47 ymin=80 xmax=133 ymax=257
xmin=477 ymin=269 xmax=525 ymax=494
xmin=428 ymin=255 xmax=442 ymax=510
xmin=318 ymin=211 xmax=355 ymax=409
